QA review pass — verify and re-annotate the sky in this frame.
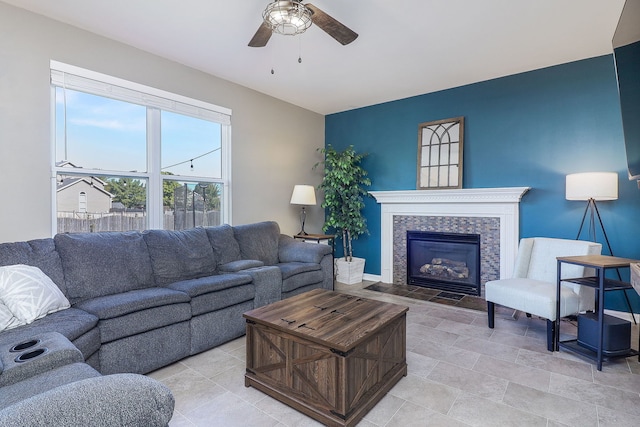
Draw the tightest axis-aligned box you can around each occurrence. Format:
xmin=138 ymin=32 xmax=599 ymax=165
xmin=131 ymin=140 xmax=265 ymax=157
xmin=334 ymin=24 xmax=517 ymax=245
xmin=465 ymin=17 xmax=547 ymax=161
xmin=55 ymin=88 xmax=222 ymax=179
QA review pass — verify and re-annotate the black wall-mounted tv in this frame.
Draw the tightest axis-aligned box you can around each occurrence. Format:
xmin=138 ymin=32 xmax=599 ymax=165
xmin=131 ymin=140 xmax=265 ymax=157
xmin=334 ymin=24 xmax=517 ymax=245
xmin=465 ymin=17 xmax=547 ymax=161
xmin=613 ymin=0 xmax=640 ymax=184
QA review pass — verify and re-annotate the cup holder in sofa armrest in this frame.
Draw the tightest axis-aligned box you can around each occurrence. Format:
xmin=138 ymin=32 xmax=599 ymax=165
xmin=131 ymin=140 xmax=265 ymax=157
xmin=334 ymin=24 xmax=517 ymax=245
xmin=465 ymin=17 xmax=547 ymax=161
xmin=14 ymin=348 xmax=48 ymax=363
xmin=0 ymin=332 xmax=84 ymax=387
xmin=10 ymin=339 xmax=41 ymax=352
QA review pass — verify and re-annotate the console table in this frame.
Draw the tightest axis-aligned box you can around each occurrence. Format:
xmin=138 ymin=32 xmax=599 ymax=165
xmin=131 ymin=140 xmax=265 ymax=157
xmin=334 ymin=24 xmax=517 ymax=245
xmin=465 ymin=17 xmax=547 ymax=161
xmin=555 ymin=254 xmax=640 ymax=370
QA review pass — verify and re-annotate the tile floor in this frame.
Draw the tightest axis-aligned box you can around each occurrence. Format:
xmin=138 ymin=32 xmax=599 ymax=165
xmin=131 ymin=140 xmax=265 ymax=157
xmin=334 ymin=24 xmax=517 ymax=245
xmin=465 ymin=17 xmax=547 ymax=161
xmin=148 ymin=281 xmax=640 ymax=426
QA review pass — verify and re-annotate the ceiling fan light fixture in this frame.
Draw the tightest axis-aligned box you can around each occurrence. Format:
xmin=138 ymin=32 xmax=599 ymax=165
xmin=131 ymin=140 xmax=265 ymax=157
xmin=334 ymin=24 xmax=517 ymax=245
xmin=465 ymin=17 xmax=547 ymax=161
xmin=263 ymin=1 xmax=313 ymax=36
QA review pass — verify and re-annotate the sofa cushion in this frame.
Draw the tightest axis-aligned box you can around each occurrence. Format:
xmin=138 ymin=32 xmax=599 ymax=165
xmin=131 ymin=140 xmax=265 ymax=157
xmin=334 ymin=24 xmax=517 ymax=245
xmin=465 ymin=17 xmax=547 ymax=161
xmin=219 ymin=260 xmax=264 ymax=272
xmin=191 ymin=283 xmax=254 ymax=316
xmin=0 ymin=265 xmax=70 ymax=330
xmin=0 ymin=238 xmax=66 ymax=294
xmin=54 ymin=232 xmax=155 ymax=303
xmin=0 ymin=308 xmax=98 ymax=353
xmin=0 ymin=373 xmax=175 ymax=427
xmin=168 ymin=274 xmax=254 ymax=316
xmin=205 ymin=224 xmax=241 ymax=265
xmin=277 ymin=262 xmax=322 ymax=280
xmin=75 ymin=288 xmax=192 ymax=343
xmin=0 ymin=362 xmax=101 ymax=411
xmin=233 ymin=221 xmax=280 ymax=265
xmin=278 ymin=235 xmax=332 ymax=263
xmin=166 ymin=273 xmax=252 ymax=298
xmin=101 ymin=303 xmax=192 ymax=344
xmin=281 ymin=269 xmax=325 ymax=293
xmin=143 ymin=228 xmax=217 ymax=287
xmin=74 ymin=287 xmax=191 ymax=320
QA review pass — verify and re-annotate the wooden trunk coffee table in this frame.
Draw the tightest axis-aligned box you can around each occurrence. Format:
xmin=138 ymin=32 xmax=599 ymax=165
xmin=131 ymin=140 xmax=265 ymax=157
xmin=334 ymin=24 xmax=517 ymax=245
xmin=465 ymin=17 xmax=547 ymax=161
xmin=243 ymin=288 xmax=408 ymax=427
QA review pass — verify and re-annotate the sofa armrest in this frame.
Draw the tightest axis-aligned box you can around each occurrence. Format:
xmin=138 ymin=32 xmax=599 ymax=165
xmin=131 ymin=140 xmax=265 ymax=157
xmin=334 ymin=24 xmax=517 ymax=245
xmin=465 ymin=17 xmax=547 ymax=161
xmin=278 ymin=235 xmax=332 ymax=264
xmin=0 ymin=332 xmax=83 ymax=387
xmin=240 ymin=266 xmax=282 ymax=308
xmin=0 ymin=373 xmax=174 ymax=427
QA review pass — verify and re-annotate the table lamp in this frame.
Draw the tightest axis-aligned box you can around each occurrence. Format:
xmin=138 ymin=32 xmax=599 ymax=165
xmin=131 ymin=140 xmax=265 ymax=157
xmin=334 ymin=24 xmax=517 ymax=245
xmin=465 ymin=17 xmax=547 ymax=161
xmin=290 ymin=185 xmax=316 ymax=235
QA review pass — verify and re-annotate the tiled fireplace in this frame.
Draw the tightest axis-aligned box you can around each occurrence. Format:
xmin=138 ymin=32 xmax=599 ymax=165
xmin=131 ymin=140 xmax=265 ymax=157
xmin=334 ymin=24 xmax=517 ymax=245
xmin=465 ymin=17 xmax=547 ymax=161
xmin=370 ymin=188 xmax=529 ymax=296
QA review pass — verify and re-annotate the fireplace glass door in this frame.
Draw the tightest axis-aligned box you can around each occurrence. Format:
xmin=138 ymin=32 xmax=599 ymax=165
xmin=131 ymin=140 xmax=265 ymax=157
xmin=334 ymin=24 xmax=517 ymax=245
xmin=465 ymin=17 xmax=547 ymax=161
xmin=407 ymin=231 xmax=481 ymax=295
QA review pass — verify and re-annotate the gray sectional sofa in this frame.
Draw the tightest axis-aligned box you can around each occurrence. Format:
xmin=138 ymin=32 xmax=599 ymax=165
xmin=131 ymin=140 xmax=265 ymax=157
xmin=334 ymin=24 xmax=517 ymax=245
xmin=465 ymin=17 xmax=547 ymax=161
xmin=0 ymin=221 xmax=333 ymax=426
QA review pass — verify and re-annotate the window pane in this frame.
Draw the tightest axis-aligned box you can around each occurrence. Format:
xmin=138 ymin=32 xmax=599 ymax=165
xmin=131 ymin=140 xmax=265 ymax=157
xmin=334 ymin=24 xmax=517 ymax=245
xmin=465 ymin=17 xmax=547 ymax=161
xmin=55 ymin=88 xmax=147 ymax=172
xmin=430 ymin=145 xmax=439 ymax=166
xmin=56 ymin=173 xmax=147 ymax=233
xmin=161 ymin=111 xmax=222 ymax=178
xmin=440 ymin=143 xmax=450 ymax=164
xmin=163 ymin=180 xmax=222 ymax=230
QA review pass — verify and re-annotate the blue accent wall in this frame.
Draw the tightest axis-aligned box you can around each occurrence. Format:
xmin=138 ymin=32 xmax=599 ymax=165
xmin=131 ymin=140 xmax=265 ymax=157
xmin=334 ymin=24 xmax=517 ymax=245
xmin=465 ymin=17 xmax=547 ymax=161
xmin=326 ymin=55 xmax=640 ymax=312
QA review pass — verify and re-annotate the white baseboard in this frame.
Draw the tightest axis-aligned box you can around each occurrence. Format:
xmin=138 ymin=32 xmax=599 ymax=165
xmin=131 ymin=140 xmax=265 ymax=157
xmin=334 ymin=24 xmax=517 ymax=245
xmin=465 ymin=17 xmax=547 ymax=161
xmin=363 ymin=273 xmax=382 ymax=282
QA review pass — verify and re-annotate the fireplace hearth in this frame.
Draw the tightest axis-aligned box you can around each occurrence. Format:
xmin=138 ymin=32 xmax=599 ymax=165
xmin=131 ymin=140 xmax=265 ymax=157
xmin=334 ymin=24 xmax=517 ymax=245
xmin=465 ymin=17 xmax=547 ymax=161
xmin=407 ymin=230 xmax=481 ymax=296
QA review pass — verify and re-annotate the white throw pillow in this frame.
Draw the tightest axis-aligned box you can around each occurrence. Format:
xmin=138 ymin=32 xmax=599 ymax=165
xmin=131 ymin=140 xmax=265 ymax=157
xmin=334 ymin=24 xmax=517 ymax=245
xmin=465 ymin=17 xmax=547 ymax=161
xmin=0 ymin=301 xmax=22 ymax=331
xmin=0 ymin=264 xmax=70 ymax=325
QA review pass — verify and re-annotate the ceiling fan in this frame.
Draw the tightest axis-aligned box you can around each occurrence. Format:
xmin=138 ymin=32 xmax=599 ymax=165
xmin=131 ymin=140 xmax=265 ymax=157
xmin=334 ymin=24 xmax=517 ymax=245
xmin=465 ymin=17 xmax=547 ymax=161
xmin=249 ymin=1 xmax=358 ymax=47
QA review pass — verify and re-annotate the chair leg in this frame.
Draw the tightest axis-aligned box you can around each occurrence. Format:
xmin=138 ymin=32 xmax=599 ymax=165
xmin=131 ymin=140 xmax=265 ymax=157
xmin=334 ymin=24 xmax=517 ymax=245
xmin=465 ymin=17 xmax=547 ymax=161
xmin=546 ymin=319 xmax=555 ymax=352
xmin=487 ymin=302 xmax=495 ymax=328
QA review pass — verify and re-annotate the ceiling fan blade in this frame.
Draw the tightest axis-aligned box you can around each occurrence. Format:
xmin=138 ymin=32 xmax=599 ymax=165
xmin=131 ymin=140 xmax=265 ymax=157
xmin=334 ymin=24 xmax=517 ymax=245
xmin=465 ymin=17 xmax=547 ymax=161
xmin=248 ymin=21 xmax=273 ymax=47
xmin=306 ymin=4 xmax=358 ymax=45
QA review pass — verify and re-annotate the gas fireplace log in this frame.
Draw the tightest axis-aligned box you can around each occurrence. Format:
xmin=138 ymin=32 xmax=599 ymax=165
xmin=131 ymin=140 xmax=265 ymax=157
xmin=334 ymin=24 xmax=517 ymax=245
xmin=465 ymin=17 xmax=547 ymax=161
xmin=419 ymin=258 xmax=469 ymax=279
xmin=431 ymin=258 xmax=467 ymax=267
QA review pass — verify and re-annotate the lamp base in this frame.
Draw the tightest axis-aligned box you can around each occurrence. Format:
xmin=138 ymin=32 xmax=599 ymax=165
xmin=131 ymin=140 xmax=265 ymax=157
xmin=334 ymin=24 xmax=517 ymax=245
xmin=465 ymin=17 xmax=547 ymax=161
xmin=297 ymin=207 xmax=308 ymax=237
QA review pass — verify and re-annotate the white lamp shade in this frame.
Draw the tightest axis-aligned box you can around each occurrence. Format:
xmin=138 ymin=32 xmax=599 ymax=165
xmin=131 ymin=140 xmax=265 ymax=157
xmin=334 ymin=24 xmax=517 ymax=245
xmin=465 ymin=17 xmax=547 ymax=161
xmin=566 ymin=172 xmax=618 ymax=201
xmin=290 ymin=185 xmax=317 ymax=205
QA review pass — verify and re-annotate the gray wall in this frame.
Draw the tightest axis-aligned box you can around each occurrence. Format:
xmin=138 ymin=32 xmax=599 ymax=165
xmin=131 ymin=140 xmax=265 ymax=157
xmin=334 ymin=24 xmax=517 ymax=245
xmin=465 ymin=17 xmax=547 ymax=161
xmin=0 ymin=2 xmax=325 ymax=243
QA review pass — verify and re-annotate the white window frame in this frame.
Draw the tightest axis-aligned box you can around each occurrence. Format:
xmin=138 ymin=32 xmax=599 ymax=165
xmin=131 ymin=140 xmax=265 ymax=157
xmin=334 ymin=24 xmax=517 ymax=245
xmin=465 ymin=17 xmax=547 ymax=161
xmin=50 ymin=60 xmax=232 ymax=232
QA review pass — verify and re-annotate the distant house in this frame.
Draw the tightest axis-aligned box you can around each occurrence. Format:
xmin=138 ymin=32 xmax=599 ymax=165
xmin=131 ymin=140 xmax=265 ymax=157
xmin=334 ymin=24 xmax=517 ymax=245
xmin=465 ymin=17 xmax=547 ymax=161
xmin=56 ymin=161 xmax=113 ymax=214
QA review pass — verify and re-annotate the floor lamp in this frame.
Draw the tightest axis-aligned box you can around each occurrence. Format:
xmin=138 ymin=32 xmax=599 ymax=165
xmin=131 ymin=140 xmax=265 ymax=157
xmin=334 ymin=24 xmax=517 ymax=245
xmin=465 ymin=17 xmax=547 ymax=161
xmin=566 ymin=172 xmax=636 ymax=321
xmin=290 ymin=185 xmax=316 ymax=236
xmin=566 ymin=172 xmax=618 ymax=258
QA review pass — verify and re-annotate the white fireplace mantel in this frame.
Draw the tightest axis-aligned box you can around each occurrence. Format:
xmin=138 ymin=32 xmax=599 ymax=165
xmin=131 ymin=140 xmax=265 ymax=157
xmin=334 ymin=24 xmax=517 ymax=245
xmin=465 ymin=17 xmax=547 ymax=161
xmin=370 ymin=187 xmax=530 ymax=283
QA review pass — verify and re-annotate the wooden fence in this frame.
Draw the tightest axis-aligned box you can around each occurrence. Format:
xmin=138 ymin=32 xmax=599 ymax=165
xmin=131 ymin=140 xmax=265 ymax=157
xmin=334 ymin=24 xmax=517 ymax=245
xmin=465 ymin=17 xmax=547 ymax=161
xmin=57 ymin=211 xmax=221 ymax=233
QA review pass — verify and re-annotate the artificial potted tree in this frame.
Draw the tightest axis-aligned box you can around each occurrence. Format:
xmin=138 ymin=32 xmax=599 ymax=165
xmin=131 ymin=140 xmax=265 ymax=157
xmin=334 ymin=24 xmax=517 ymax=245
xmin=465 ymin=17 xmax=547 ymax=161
xmin=316 ymin=145 xmax=371 ymax=284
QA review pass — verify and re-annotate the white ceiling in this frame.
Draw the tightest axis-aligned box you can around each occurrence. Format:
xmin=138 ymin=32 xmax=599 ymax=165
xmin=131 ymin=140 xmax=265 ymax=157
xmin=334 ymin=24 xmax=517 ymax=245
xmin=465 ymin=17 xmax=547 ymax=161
xmin=3 ymin=0 xmax=627 ymax=115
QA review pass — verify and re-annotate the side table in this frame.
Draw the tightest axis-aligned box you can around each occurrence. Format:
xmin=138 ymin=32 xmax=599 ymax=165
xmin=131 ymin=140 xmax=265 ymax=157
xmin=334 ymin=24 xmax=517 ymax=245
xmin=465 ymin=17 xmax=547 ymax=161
xmin=294 ymin=234 xmax=337 ymax=288
xmin=555 ymin=254 xmax=640 ymax=370
xmin=293 ymin=233 xmax=335 ymax=254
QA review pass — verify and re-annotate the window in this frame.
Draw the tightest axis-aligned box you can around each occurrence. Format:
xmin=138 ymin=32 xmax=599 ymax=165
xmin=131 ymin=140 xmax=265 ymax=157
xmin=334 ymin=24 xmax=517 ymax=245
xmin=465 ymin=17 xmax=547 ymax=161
xmin=51 ymin=61 xmax=231 ymax=233
xmin=78 ymin=192 xmax=87 ymax=213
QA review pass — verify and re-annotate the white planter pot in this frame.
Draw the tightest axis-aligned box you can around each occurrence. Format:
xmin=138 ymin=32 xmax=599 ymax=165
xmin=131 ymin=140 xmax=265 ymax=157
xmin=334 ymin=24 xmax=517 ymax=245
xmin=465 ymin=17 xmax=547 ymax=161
xmin=335 ymin=257 xmax=366 ymax=285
